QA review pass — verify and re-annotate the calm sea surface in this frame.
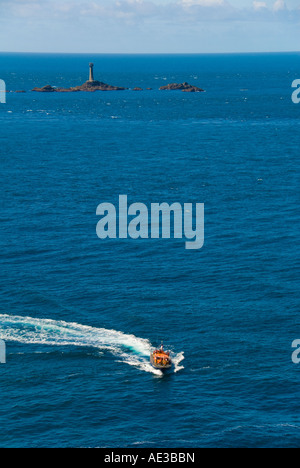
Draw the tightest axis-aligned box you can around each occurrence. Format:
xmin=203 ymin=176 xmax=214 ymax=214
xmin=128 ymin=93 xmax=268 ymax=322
xmin=0 ymin=53 xmax=299 ymax=448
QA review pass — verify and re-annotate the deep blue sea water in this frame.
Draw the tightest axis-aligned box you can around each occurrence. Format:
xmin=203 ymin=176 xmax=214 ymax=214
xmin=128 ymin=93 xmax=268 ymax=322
xmin=0 ymin=53 xmax=299 ymax=448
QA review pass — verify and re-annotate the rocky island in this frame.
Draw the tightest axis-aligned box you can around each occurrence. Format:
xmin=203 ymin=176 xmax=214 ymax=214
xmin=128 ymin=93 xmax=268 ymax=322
xmin=160 ymin=82 xmax=204 ymax=92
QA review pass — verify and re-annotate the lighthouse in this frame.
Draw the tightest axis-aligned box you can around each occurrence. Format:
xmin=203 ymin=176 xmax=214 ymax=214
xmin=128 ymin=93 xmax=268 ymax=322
xmin=89 ymin=63 xmax=95 ymax=82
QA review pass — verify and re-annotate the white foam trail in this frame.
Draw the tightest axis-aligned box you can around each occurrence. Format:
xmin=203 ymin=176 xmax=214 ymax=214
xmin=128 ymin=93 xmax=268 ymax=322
xmin=0 ymin=314 xmax=184 ymax=375
xmin=173 ymin=352 xmax=185 ymax=373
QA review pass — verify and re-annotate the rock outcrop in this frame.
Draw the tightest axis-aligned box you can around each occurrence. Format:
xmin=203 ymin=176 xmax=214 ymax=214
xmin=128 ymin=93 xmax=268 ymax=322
xmin=32 ymin=85 xmax=57 ymax=93
xmin=160 ymin=82 xmax=204 ymax=92
xmin=71 ymin=80 xmax=126 ymax=92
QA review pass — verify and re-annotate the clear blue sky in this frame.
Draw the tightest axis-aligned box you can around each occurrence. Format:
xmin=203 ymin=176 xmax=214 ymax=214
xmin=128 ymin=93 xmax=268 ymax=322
xmin=0 ymin=0 xmax=299 ymax=53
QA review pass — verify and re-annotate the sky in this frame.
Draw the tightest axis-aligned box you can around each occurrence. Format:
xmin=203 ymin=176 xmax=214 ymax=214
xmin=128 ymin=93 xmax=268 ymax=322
xmin=0 ymin=0 xmax=299 ymax=53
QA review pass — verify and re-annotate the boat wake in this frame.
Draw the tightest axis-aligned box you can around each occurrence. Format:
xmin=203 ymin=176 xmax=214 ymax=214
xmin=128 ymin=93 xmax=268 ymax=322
xmin=0 ymin=314 xmax=184 ymax=376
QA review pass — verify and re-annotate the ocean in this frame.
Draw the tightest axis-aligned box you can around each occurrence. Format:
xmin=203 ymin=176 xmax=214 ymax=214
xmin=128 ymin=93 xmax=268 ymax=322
xmin=0 ymin=53 xmax=299 ymax=448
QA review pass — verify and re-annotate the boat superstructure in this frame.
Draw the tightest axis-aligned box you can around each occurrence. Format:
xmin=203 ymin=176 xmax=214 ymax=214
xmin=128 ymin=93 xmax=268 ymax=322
xmin=150 ymin=343 xmax=172 ymax=371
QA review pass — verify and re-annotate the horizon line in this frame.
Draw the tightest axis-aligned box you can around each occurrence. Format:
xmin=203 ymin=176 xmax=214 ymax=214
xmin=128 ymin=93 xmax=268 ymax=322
xmin=0 ymin=50 xmax=300 ymax=56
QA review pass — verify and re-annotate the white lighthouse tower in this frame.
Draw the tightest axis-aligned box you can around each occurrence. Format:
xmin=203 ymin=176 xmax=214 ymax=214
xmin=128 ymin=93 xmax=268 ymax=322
xmin=89 ymin=63 xmax=95 ymax=82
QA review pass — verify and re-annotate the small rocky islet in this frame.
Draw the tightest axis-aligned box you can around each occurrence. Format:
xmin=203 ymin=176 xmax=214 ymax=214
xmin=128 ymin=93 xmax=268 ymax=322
xmin=159 ymin=82 xmax=204 ymax=92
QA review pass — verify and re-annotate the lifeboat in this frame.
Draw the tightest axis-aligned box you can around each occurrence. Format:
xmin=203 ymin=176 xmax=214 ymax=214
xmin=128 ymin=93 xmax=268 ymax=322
xmin=150 ymin=343 xmax=172 ymax=371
